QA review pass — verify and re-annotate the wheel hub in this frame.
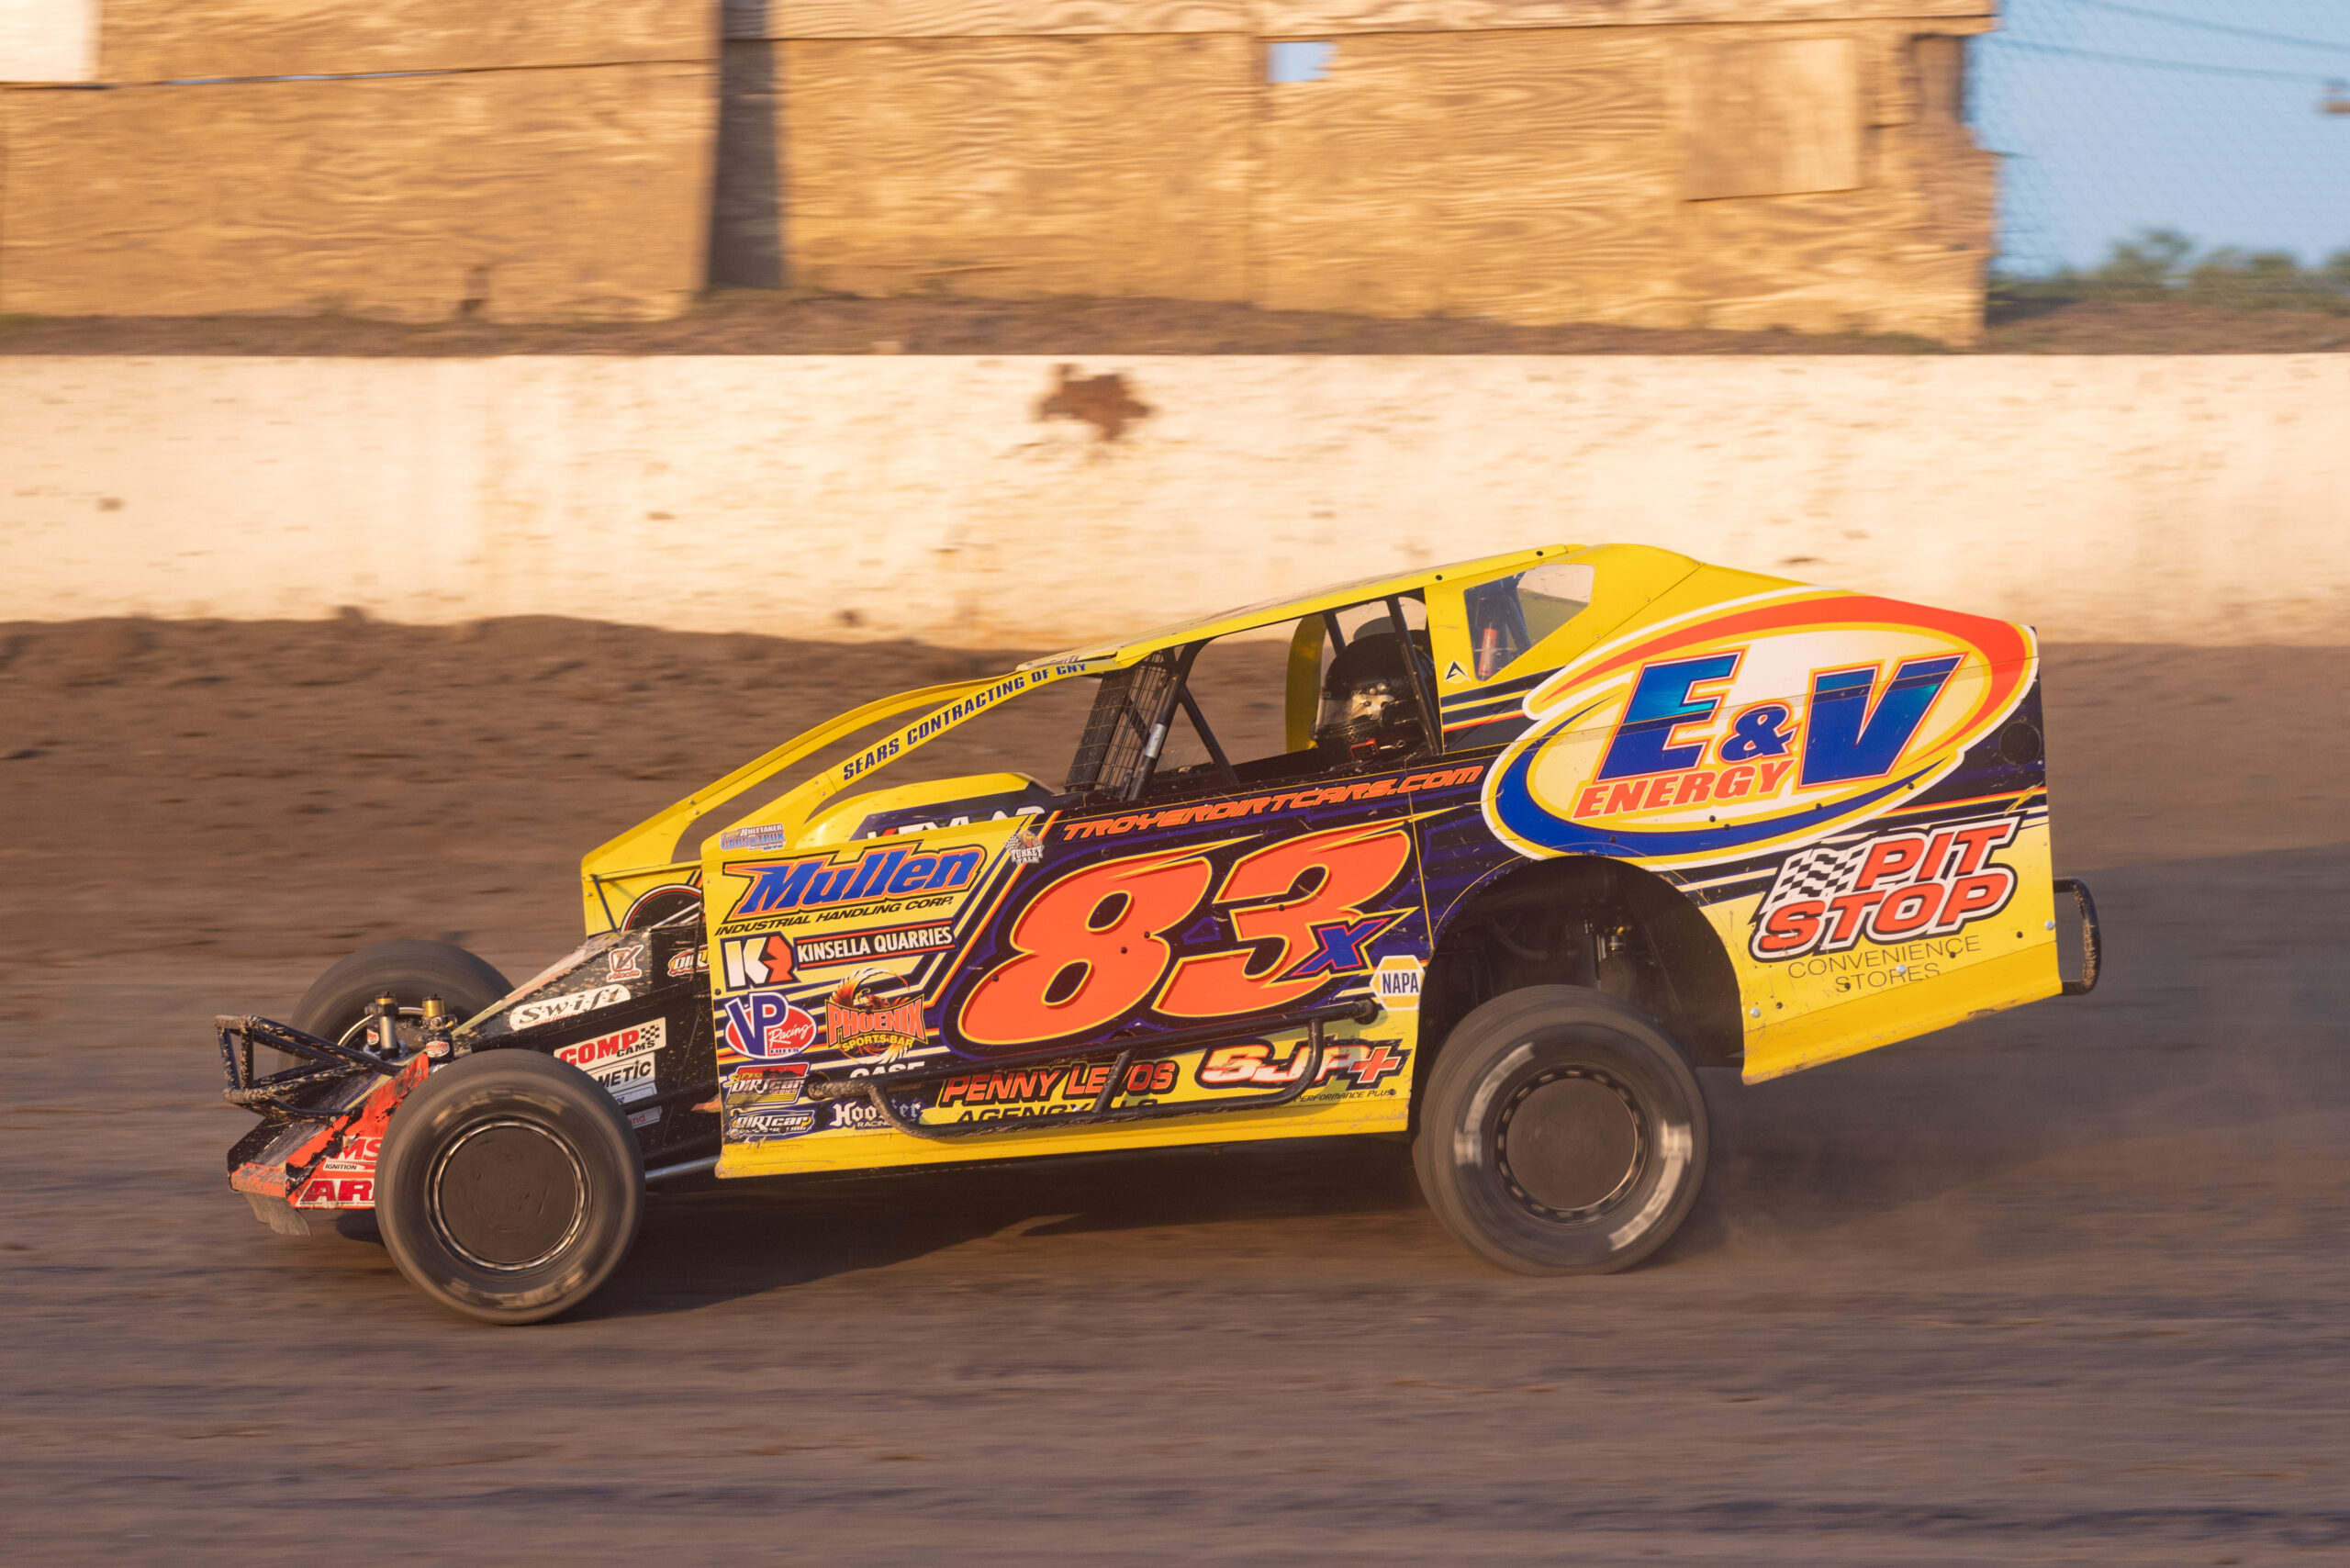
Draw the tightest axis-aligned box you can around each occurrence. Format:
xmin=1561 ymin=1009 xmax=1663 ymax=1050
xmin=1495 ymin=1068 xmax=1646 ymax=1221
xmin=427 ymin=1119 xmax=588 ymax=1271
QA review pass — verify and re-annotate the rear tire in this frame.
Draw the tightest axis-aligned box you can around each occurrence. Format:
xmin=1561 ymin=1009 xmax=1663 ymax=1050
xmin=376 ymin=1051 xmax=643 ymax=1325
xmin=1414 ymin=985 xmax=1708 ymax=1276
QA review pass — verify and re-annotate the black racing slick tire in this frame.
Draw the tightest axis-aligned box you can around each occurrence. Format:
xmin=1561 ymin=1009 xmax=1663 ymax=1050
xmin=293 ymin=939 xmax=513 ymax=1047
xmin=376 ymin=1051 xmax=643 ymax=1325
xmin=1414 ymin=986 xmax=1709 ymax=1276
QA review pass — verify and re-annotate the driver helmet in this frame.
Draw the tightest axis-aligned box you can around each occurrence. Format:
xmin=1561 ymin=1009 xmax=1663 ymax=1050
xmin=1314 ymin=630 xmax=1434 ymax=766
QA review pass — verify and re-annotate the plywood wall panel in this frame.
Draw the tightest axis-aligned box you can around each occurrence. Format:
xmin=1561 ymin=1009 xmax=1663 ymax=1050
xmin=1257 ymin=2 xmax=1994 ymax=34
xmin=757 ymin=2 xmax=1250 ymax=37
xmin=1257 ymin=29 xmax=1679 ymax=327
xmin=95 ymin=0 xmax=715 ymax=82
xmin=783 ymin=34 xmax=1253 ymax=300
xmin=1681 ymin=36 xmax=1861 ymax=198
xmin=0 ymin=64 xmax=715 ymax=321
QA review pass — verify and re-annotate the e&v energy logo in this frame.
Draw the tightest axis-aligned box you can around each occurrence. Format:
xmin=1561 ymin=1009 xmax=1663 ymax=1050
xmin=1484 ymin=591 xmax=2034 ymax=869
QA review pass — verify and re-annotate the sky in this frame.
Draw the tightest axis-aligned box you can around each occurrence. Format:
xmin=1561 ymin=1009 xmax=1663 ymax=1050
xmin=1974 ymin=0 xmax=2350 ymax=272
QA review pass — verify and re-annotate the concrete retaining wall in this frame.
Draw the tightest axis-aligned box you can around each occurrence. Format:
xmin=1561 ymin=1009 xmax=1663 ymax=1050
xmin=6 ymin=354 xmax=2344 ymax=645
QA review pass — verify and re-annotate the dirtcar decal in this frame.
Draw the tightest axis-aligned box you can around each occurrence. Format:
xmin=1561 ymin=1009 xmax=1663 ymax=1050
xmin=510 ymin=983 xmax=631 ymax=1031
xmin=1059 ymin=766 xmax=1483 ymax=840
xmin=824 ymin=969 xmax=924 ymax=1060
xmin=722 ymin=844 xmax=983 ymax=922
xmin=1750 ymin=819 xmax=2020 ymax=961
xmin=1484 ymin=591 xmax=2034 ymax=869
xmin=723 ymin=1063 xmax=809 ymax=1104
xmin=726 ymin=1105 xmax=818 ymax=1141
xmin=667 ymin=947 xmax=707 ymax=978
xmin=720 ymin=991 xmax=819 ymax=1059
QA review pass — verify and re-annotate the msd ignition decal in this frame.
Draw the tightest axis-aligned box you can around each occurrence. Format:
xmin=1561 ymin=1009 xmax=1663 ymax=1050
xmin=1485 ymin=590 xmax=2035 ymax=870
xmin=721 ymin=842 xmax=983 ymax=929
xmin=720 ymin=991 xmax=818 ymax=1060
xmin=1751 ymin=819 xmax=2021 ymax=961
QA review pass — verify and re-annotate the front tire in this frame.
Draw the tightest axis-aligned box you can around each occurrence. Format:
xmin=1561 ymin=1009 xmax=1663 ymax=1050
xmin=293 ymin=938 xmax=513 ymax=1049
xmin=1414 ymin=986 xmax=1708 ymax=1276
xmin=376 ymin=1051 xmax=643 ymax=1324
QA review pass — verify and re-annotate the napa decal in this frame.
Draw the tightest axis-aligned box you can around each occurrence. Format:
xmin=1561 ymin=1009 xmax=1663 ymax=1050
xmin=1483 ymin=590 xmax=2034 ymax=869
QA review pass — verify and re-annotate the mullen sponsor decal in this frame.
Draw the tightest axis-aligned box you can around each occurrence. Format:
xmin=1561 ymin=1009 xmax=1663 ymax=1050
xmin=1484 ymin=590 xmax=2036 ymax=869
xmin=722 ymin=843 xmax=983 ymax=923
xmin=509 ymin=984 xmax=631 ymax=1032
xmin=1750 ymin=819 xmax=2021 ymax=962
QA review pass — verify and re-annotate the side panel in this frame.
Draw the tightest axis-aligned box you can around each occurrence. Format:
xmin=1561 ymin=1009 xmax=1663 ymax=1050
xmin=700 ymin=764 xmax=1486 ymax=1177
xmin=1471 ymin=586 xmax=2057 ymax=1081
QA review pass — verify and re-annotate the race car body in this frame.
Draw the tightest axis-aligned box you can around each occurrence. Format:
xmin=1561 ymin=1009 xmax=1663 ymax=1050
xmin=218 ymin=543 xmax=2098 ymax=1319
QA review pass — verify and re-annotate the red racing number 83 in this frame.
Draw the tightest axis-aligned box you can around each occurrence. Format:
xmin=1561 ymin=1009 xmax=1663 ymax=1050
xmin=955 ymin=824 xmax=1416 ymax=1048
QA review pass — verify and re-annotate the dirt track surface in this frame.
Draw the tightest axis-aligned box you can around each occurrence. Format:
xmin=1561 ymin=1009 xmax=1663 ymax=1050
xmin=4 ymin=622 xmax=2348 ymax=1564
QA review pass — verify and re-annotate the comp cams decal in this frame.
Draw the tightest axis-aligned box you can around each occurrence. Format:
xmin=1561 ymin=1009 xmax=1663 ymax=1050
xmin=554 ymin=1018 xmax=669 ymax=1105
xmin=1484 ymin=591 xmax=2035 ymax=869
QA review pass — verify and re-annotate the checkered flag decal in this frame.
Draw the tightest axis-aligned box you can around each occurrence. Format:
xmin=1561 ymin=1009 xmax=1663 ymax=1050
xmin=1756 ymin=838 xmax=1875 ymax=917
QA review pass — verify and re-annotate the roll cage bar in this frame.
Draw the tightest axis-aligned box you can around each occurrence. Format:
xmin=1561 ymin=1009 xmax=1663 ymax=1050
xmin=1069 ymin=591 xmax=1443 ymax=806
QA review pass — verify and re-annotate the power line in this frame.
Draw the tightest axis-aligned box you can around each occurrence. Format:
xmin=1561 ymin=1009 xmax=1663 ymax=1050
xmin=1988 ymin=37 xmax=2332 ymax=84
xmin=2065 ymin=0 xmax=2350 ymax=57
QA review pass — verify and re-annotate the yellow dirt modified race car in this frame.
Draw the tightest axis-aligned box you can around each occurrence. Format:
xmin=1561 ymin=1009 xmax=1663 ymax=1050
xmin=218 ymin=543 xmax=2101 ymax=1323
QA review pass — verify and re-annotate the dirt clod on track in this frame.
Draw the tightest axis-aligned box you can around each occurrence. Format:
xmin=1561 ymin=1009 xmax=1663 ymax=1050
xmin=4 ymin=618 xmax=2347 ymax=1564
